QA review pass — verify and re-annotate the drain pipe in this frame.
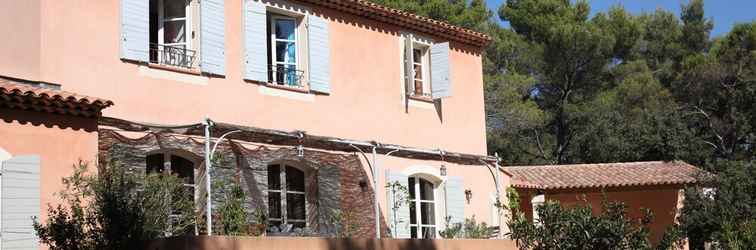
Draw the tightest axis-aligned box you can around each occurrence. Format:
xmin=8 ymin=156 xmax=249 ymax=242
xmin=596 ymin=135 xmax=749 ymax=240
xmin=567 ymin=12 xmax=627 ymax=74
xmin=204 ymin=118 xmax=213 ymax=235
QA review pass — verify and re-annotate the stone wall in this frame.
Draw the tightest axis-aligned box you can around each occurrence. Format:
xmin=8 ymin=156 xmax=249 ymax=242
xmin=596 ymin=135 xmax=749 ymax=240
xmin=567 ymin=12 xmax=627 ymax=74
xmin=98 ymin=129 xmax=385 ymax=238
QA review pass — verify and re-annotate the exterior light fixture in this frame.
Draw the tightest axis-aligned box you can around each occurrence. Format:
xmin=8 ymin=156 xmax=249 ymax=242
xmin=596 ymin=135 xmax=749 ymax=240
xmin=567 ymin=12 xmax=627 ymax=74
xmin=465 ymin=189 xmax=473 ymax=204
xmin=297 ymin=132 xmax=305 ymax=157
xmin=440 ymin=165 xmax=447 ymax=176
xmin=359 ymin=178 xmax=369 ymax=192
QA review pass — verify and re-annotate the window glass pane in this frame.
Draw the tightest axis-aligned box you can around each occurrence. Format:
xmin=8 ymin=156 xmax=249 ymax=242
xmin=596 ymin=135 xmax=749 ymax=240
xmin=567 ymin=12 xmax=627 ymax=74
xmin=419 ymin=179 xmax=434 ymax=200
xmin=413 ymin=64 xmax=423 ymax=80
xmin=408 ymin=178 xmax=415 ymax=199
xmin=414 ymin=80 xmax=424 ymax=95
xmin=420 ymin=202 xmax=435 ymax=225
xmin=268 ymin=165 xmax=281 ymax=190
xmin=421 ymin=227 xmax=436 ymax=239
xmin=275 ymin=19 xmax=296 ymax=40
xmin=285 ymin=167 xmax=305 ymax=192
xmin=164 ymin=0 xmax=186 ymax=19
xmin=410 ymin=226 xmax=418 ymax=238
xmin=413 ymin=48 xmax=423 ymax=63
xmin=268 ymin=192 xmax=282 ymax=219
xmin=275 ymin=41 xmax=296 ymax=63
xmin=171 ymin=155 xmax=194 ymax=184
xmin=163 ymin=20 xmax=186 ymax=44
xmin=146 ymin=154 xmax=164 ymax=174
xmin=409 ymin=200 xmax=417 ymax=224
xmin=286 ymin=193 xmax=306 ymax=220
xmin=273 ymin=64 xmax=298 ymax=86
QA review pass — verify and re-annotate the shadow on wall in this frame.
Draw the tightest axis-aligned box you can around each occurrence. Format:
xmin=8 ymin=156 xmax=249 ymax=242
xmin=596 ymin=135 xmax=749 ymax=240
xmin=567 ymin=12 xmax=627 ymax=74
xmin=0 ymin=108 xmax=98 ymax=132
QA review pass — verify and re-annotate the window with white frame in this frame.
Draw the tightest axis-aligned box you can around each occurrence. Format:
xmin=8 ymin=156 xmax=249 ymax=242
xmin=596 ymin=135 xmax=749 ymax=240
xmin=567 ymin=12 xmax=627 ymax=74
xmin=267 ymin=164 xmax=307 ymax=231
xmin=408 ymin=176 xmax=437 ymax=238
xmin=149 ymin=0 xmax=197 ymax=68
xmin=267 ymin=14 xmax=305 ymax=88
xmin=404 ymin=35 xmax=432 ymax=98
xmin=145 ymin=152 xmax=196 ymax=212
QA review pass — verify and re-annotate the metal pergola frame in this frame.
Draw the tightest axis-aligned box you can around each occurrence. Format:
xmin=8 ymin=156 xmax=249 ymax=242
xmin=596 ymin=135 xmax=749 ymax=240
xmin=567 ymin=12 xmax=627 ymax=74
xmin=99 ymin=117 xmax=504 ymax=238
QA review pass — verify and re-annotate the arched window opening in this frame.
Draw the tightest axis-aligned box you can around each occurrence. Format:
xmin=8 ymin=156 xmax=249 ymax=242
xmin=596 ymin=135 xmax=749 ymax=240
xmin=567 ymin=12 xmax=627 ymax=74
xmin=409 ymin=176 xmax=437 ymax=239
xmin=267 ymin=164 xmax=307 ymax=232
xmin=146 ymin=152 xmax=197 ymax=210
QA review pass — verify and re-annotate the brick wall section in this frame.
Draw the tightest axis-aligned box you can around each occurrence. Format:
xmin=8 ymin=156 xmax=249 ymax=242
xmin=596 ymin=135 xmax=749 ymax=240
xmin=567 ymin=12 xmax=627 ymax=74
xmin=99 ymin=129 xmax=390 ymax=238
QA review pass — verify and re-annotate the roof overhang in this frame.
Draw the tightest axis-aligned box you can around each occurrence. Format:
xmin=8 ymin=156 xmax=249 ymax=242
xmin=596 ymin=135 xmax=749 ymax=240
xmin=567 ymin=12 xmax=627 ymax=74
xmin=296 ymin=0 xmax=492 ymax=48
xmin=505 ymin=161 xmax=707 ymax=191
xmin=0 ymin=77 xmax=113 ymax=118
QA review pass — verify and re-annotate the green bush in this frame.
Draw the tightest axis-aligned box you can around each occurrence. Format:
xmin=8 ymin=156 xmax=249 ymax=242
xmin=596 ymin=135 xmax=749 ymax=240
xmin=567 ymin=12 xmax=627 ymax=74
xmin=33 ymin=161 xmax=195 ymax=250
xmin=508 ymin=198 xmax=654 ymax=250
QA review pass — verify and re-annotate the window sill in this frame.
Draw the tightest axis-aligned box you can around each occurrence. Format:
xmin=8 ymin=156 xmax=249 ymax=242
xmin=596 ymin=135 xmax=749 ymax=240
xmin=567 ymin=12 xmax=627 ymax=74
xmin=408 ymin=95 xmax=434 ymax=103
xmin=264 ymin=82 xmax=310 ymax=94
xmin=147 ymin=63 xmax=201 ymax=76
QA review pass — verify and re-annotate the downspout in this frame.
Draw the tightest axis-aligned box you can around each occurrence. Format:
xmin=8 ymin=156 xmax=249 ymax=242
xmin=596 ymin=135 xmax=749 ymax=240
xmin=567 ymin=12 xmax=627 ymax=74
xmin=204 ymin=118 xmax=213 ymax=235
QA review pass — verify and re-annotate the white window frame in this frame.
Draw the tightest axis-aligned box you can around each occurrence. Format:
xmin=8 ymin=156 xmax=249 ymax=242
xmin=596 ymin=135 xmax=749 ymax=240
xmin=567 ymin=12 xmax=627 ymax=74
xmin=267 ymin=164 xmax=308 ymax=229
xmin=402 ymin=33 xmax=434 ymax=98
xmin=411 ymin=42 xmax=431 ymax=97
xmin=157 ymin=0 xmax=193 ymax=58
xmin=409 ymin=176 xmax=439 ymax=239
xmin=269 ymin=14 xmax=301 ymax=86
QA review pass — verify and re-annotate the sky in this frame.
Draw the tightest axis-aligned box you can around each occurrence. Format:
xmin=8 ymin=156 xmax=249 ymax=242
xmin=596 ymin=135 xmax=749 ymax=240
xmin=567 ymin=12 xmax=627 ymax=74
xmin=484 ymin=0 xmax=756 ymax=37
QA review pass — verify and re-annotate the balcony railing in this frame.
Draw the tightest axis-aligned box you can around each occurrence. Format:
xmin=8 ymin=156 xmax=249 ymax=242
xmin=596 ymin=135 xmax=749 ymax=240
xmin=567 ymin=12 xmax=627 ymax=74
xmin=269 ymin=64 xmax=305 ymax=88
xmin=150 ymin=43 xmax=197 ymax=69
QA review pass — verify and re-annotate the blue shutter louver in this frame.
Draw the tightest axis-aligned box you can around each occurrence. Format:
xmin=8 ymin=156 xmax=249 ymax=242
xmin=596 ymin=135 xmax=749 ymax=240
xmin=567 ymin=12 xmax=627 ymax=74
xmin=1 ymin=155 xmax=41 ymax=250
xmin=120 ymin=0 xmax=149 ymax=62
xmin=307 ymin=14 xmax=332 ymax=94
xmin=385 ymin=170 xmax=410 ymax=238
xmin=244 ymin=0 xmax=268 ymax=82
xmin=431 ymin=42 xmax=452 ymax=99
xmin=445 ymin=176 xmax=465 ymax=225
xmin=201 ymin=0 xmax=226 ymax=76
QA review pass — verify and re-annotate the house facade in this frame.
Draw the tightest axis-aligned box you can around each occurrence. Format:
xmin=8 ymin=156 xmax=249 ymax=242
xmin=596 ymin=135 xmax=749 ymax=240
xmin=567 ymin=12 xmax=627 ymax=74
xmin=0 ymin=0 xmax=504 ymax=247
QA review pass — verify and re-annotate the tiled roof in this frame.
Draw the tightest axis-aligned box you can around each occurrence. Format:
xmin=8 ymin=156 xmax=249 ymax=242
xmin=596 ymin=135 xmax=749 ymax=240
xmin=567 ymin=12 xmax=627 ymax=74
xmin=0 ymin=77 xmax=113 ymax=117
xmin=297 ymin=0 xmax=492 ymax=47
xmin=505 ymin=161 xmax=703 ymax=190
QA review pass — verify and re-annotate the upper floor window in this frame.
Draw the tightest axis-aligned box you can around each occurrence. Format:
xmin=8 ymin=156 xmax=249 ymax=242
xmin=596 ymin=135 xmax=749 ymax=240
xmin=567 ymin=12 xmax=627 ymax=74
xmin=267 ymin=13 xmax=305 ymax=89
xmin=149 ymin=0 xmax=197 ymax=69
xmin=267 ymin=164 xmax=307 ymax=232
xmin=411 ymin=44 xmax=431 ymax=97
xmin=402 ymin=34 xmax=453 ymax=100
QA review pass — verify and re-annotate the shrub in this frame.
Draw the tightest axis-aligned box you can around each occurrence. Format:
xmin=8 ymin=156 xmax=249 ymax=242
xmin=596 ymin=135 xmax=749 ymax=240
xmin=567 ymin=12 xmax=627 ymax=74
xmin=33 ymin=161 xmax=195 ymax=250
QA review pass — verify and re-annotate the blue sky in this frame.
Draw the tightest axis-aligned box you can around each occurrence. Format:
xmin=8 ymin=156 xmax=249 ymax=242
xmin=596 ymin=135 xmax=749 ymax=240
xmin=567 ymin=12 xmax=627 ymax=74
xmin=484 ymin=0 xmax=756 ymax=36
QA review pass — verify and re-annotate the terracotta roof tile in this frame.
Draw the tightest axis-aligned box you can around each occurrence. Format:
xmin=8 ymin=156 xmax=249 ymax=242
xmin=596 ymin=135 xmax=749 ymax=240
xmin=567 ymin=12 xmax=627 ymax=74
xmin=505 ymin=161 xmax=704 ymax=190
xmin=296 ymin=0 xmax=492 ymax=47
xmin=0 ymin=78 xmax=113 ymax=117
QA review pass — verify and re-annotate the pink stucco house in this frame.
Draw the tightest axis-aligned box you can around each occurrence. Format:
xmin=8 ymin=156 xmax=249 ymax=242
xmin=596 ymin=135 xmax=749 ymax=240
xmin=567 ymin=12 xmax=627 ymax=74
xmin=0 ymin=0 xmax=703 ymax=249
xmin=0 ymin=0 xmax=506 ymax=247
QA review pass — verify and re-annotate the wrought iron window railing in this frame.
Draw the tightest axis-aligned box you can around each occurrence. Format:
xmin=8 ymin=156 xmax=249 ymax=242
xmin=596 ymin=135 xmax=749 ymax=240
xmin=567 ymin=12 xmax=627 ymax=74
xmin=149 ymin=43 xmax=197 ymax=69
xmin=269 ymin=64 xmax=305 ymax=88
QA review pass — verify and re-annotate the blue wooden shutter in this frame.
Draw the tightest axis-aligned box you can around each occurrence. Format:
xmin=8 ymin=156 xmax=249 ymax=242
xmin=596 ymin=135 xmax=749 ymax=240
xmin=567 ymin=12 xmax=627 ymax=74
xmin=445 ymin=176 xmax=464 ymax=225
xmin=308 ymin=15 xmax=331 ymax=94
xmin=243 ymin=0 xmax=268 ymax=82
xmin=317 ymin=165 xmax=341 ymax=236
xmin=201 ymin=0 xmax=226 ymax=75
xmin=431 ymin=42 xmax=452 ymax=99
xmin=1 ymin=155 xmax=40 ymax=250
xmin=404 ymin=35 xmax=415 ymax=95
xmin=120 ymin=0 xmax=149 ymax=62
xmin=385 ymin=170 xmax=410 ymax=238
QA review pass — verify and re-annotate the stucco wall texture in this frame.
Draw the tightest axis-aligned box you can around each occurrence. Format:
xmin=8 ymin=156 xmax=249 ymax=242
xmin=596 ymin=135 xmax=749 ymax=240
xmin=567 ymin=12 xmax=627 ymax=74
xmin=0 ymin=108 xmax=100 ymax=223
xmin=0 ymin=0 xmax=487 ymax=156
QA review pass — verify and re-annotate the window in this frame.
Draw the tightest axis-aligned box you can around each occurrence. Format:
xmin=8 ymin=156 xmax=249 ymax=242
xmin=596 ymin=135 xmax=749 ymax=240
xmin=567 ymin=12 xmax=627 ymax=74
xmin=267 ymin=14 xmax=305 ymax=88
xmin=404 ymin=35 xmax=432 ymax=98
xmin=146 ymin=153 xmax=196 ymax=208
xmin=408 ymin=176 xmax=437 ymax=238
xmin=411 ymin=44 xmax=431 ymax=97
xmin=267 ymin=164 xmax=307 ymax=231
xmin=149 ymin=0 xmax=197 ymax=68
